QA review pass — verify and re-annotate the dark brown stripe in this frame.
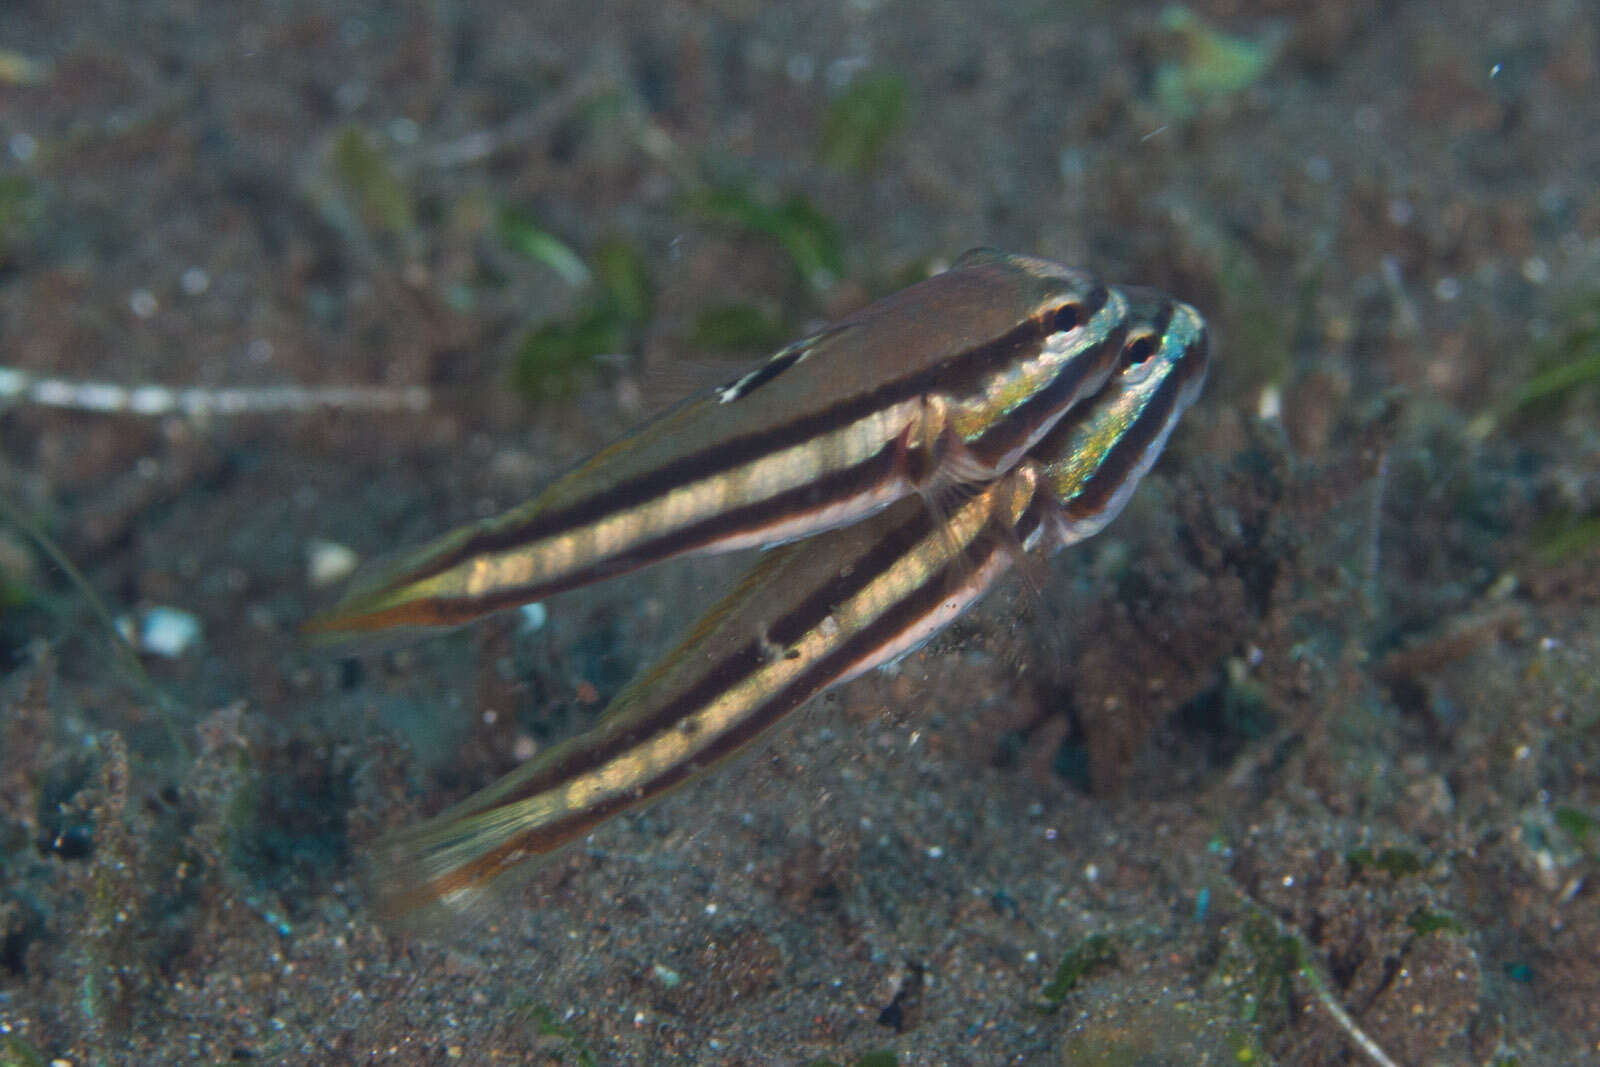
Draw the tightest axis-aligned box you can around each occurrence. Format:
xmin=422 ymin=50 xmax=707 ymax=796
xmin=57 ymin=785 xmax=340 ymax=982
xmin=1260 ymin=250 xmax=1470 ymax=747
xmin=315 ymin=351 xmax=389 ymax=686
xmin=408 ymin=297 xmax=1107 ymax=579
xmin=427 ymin=530 xmax=1014 ymax=897
xmin=764 ymin=502 xmax=953 ymax=649
xmin=961 ymin=319 xmax=1128 ymax=469
xmin=400 ymin=444 xmax=910 ymax=626
xmin=692 ymin=535 xmax=1008 ymax=764
xmin=1058 ymin=346 xmax=1193 ymax=522
xmin=1014 ymin=499 xmax=1048 ymax=548
xmin=487 ymin=500 xmax=950 ymax=805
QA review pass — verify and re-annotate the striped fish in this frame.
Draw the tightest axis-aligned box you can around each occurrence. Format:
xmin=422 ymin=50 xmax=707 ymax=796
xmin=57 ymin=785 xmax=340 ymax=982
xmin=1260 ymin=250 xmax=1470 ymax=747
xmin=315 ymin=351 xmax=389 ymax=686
xmin=306 ymin=251 xmax=1129 ymax=635
xmin=373 ymin=289 xmax=1208 ymax=914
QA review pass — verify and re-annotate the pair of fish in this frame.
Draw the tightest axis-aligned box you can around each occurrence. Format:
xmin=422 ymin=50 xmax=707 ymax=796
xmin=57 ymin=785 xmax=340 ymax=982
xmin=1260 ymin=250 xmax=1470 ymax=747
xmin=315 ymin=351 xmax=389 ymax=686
xmin=307 ymin=249 xmax=1209 ymax=913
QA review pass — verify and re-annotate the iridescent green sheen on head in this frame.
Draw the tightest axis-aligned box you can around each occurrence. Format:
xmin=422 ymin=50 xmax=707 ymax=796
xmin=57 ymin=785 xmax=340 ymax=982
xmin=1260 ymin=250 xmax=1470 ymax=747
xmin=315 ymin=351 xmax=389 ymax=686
xmin=1038 ymin=293 xmax=1208 ymax=542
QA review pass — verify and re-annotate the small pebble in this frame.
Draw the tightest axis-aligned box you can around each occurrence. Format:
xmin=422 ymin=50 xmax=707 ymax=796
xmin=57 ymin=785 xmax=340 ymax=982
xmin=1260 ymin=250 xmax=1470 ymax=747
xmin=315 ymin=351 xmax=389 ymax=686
xmin=118 ymin=605 xmax=202 ymax=658
xmin=1257 ymin=384 xmax=1282 ymax=421
xmin=307 ymin=540 xmax=359 ymax=587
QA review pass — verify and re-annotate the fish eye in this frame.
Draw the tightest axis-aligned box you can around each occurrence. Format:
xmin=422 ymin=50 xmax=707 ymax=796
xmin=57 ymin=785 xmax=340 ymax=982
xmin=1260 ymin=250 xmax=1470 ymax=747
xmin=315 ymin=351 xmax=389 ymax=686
xmin=1050 ymin=302 xmax=1083 ymax=333
xmin=1122 ymin=332 xmax=1157 ymax=366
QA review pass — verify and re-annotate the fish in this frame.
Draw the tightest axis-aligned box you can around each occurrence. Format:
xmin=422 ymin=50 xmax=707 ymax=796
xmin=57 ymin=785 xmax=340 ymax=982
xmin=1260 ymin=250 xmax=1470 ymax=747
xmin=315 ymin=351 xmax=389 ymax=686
xmin=305 ymin=250 xmax=1130 ymax=636
xmin=370 ymin=288 xmax=1208 ymax=914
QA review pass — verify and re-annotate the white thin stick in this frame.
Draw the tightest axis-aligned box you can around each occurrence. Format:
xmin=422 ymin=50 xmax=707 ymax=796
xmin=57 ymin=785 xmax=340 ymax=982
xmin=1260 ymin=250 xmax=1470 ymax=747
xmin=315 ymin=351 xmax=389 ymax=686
xmin=1222 ymin=872 xmax=1404 ymax=1067
xmin=0 ymin=366 xmax=429 ymax=417
xmin=1295 ymin=959 xmax=1404 ymax=1067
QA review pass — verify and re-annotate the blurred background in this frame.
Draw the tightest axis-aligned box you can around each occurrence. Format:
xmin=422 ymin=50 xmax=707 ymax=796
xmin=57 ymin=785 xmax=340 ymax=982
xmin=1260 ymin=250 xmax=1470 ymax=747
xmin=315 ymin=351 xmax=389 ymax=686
xmin=1 ymin=2 xmax=1597 ymax=1063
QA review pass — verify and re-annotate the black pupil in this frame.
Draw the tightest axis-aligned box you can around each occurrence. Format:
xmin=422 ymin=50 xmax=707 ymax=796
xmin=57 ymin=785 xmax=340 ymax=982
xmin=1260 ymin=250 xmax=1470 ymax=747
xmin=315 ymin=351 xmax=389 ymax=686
xmin=1051 ymin=303 xmax=1082 ymax=332
xmin=1124 ymin=333 xmax=1156 ymax=365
